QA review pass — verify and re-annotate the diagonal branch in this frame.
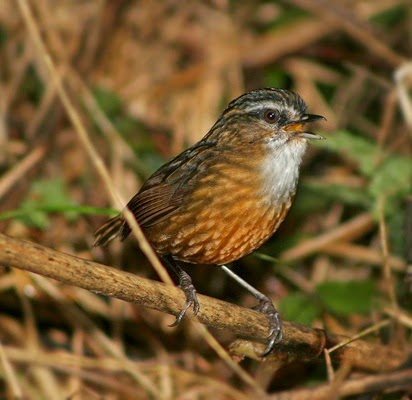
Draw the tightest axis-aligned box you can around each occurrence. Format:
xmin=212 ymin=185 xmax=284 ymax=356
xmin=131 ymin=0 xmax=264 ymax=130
xmin=0 ymin=233 xmax=408 ymax=372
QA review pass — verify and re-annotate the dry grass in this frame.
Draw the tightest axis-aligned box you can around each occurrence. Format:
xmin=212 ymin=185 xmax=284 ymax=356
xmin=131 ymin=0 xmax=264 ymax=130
xmin=0 ymin=0 xmax=411 ymax=398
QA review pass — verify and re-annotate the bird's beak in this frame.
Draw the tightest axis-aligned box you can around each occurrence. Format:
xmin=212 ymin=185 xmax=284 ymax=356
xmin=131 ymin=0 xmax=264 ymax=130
xmin=284 ymin=114 xmax=326 ymax=140
xmin=300 ymin=114 xmax=326 ymax=123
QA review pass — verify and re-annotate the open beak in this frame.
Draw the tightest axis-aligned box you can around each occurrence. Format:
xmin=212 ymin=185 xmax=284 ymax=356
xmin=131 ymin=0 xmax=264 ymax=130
xmin=284 ymin=113 xmax=326 ymax=140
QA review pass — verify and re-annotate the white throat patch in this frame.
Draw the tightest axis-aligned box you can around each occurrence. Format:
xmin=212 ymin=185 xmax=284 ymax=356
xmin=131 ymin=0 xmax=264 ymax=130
xmin=260 ymin=138 xmax=307 ymax=203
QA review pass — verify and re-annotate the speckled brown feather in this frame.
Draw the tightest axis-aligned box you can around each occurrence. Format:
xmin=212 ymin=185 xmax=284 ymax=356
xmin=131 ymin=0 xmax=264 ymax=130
xmin=93 ymin=88 xmax=324 ymax=355
xmin=94 ymin=88 xmax=319 ymax=265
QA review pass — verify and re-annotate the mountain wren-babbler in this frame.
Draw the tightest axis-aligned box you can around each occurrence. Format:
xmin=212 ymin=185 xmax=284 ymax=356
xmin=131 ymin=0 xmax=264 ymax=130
xmin=94 ymin=88 xmax=325 ymax=355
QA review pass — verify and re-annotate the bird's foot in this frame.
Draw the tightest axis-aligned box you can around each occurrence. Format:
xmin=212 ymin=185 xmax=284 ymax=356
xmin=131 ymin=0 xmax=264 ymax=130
xmin=253 ymin=296 xmax=283 ymax=356
xmin=168 ymin=269 xmax=200 ymax=327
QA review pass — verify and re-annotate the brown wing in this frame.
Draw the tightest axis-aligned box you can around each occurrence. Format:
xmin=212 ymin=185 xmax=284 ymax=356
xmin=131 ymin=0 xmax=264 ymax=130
xmin=127 ymin=183 xmax=182 ymax=227
xmin=94 ymin=181 xmax=181 ymax=245
xmin=94 ymin=127 xmax=221 ymax=246
xmin=120 ymin=140 xmax=216 ymax=239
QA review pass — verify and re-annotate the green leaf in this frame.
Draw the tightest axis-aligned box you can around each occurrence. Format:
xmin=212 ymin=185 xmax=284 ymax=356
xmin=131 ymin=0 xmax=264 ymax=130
xmin=0 ymin=177 xmax=118 ymax=227
xmin=92 ymin=86 xmax=123 ymax=117
xmin=317 ymin=130 xmax=412 ymax=216
xmin=302 ymin=181 xmax=371 ymax=209
xmin=21 ymin=65 xmax=44 ymax=104
xmin=316 ymin=280 xmax=376 ymax=316
xmin=369 ymin=4 xmax=407 ymax=28
xmin=278 ymin=292 xmax=321 ymax=326
xmin=316 ymin=130 xmax=379 ymax=177
xmin=2 ymin=176 xmax=118 ymax=228
xmin=264 ymin=67 xmax=289 ymax=89
xmin=12 ymin=179 xmax=74 ymax=229
xmin=369 ymin=155 xmax=412 ymax=208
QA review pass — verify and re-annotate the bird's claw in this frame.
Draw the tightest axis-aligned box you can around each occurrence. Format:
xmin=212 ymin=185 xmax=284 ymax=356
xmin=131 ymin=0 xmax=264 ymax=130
xmin=168 ymin=282 xmax=199 ymax=327
xmin=254 ymin=297 xmax=283 ymax=356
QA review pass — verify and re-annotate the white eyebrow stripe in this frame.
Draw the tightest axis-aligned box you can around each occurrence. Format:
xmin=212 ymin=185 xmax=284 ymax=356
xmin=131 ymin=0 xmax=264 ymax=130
xmin=243 ymin=101 xmax=279 ymax=112
xmin=241 ymin=102 xmax=300 ymax=115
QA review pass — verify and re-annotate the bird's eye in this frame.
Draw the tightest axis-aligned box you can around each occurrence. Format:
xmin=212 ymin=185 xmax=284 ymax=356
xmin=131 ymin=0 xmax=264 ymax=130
xmin=264 ymin=109 xmax=278 ymax=123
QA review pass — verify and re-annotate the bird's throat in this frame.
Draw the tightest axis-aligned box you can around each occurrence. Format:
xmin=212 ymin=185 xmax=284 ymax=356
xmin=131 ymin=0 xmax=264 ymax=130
xmin=260 ymin=139 xmax=307 ymax=204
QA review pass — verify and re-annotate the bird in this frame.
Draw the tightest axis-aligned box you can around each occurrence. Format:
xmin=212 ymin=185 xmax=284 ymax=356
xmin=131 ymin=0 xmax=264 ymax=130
xmin=94 ymin=88 xmax=325 ymax=355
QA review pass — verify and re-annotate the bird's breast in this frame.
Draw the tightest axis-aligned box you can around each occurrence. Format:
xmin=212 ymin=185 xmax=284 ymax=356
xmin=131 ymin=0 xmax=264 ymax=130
xmin=143 ymin=146 xmax=302 ymax=265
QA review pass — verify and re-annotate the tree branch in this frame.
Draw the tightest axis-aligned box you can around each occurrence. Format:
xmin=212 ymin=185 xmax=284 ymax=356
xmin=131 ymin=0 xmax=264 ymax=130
xmin=0 ymin=233 xmax=408 ymax=372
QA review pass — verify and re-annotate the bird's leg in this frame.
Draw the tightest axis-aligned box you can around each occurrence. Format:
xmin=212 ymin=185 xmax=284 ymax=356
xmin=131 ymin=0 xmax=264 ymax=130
xmin=162 ymin=255 xmax=200 ymax=327
xmin=220 ymin=264 xmax=282 ymax=356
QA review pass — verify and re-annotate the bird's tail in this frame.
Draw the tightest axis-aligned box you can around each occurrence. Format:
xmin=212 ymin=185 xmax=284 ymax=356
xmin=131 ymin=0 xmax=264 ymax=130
xmin=93 ymin=214 xmax=126 ymax=247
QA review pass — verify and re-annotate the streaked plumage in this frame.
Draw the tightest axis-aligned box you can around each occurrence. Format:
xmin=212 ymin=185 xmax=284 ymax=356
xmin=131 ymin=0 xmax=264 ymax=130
xmin=94 ymin=88 xmax=324 ymax=355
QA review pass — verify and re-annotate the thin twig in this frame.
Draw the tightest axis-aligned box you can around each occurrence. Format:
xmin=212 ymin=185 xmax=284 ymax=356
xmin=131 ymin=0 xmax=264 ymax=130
xmin=0 ymin=146 xmax=46 ymax=199
xmin=327 ymin=319 xmax=391 ymax=354
xmin=280 ymin=212 xmax=374 ymax=261
xmin=0 ymin=340 xmax=23 ymax=399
